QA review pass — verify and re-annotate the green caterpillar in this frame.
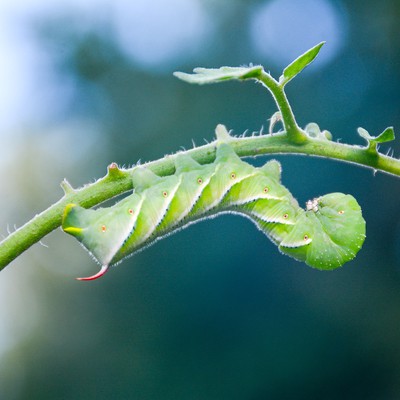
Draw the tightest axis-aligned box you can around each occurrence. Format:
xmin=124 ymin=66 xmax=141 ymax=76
xmin=62 ymin=126 xmax=366 ymax=280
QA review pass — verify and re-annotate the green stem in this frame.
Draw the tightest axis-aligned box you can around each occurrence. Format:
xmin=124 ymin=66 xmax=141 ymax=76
xmin=257 ymin=71 xmax=307 ymax=143
xmin=1 ymin=131 xmax=400 ymax=271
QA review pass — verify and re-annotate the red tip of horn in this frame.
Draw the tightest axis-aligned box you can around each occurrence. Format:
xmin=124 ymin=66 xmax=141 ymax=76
xmin=76 ymin=265 xmax=109 ymax=281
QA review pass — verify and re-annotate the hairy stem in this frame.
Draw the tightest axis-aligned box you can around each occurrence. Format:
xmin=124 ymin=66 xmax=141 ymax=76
xmin=257 ymin=71 xmax=307 ymax=143
xmin=1 ymin=131 xmax=400 ymax=271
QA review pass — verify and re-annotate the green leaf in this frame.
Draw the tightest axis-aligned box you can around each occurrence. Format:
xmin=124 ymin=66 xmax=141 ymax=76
xmin=279 ymin=42 xmax=325 ymax=86
xmin=358 ymin=126 xmax=395 ymax=152
xmin=374 ymin=126 xmax=395 ymax=143
xmin=174 ymin=65 xmax=263 ymax=85
xmin=358 ymin=126 xmax=395 ymax=144
xmin=304 ymin=122 xmax=332 ymax=141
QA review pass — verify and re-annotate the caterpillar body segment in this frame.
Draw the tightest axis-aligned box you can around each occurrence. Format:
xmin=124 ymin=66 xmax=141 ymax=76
xmin=62 ymin=138 xmax=366 ymax=280
xmin=222 ymin=162 xmax=287 ymax=206
xmin=157 ymin=156 xmax=216 ymax=232
xmin=278 ymin=195 xmax=366 ymax=270
xmin=188 ymin=143 xmax=255 ymax=215
xmin=119 ymin=174 xmax=181 ymax=252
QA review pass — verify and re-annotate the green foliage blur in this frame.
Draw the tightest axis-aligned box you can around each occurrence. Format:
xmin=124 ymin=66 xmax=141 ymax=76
xmin=1 ymin=0 xmax=400 ymax=398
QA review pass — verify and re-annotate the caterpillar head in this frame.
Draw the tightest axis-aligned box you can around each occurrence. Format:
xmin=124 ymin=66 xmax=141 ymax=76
xmin=279 ymin=193 xmax=366 ymax=270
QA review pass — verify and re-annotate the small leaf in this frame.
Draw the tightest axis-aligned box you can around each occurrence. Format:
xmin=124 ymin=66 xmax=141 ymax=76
xmin=358 ymin=126 xmax=395 ymax=144
xmin=357 ymin=126 xmax=395 ymax=153
xmin=374 ymin=126 xmax=395 ymax=143
xmin=357 ymin=127 xmax=371 ymax=142
xmin=279 ymin=42 xmax=325 ymax=86
xmin=304 ymin=122 xmax=322 ymax=138
xmin=174 ymin=65 xmax=263 ymax=85
xmin=304 ymin=122 xmax=332 ymax=141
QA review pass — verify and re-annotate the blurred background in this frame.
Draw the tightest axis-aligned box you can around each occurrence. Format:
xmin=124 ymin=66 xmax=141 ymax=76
xmin=1 ymin=0 xmax=400 ymax=398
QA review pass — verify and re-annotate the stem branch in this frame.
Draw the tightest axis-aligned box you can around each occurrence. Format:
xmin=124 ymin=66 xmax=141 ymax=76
xmin=258 ymin=72 xmax=307 ymax=143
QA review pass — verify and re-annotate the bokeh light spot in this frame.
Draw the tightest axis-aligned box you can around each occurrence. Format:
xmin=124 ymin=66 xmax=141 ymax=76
xmin=249 ymin=0 xmax=347 ymax=68
xmin=113 ymin=0 xmax=210 ymax=69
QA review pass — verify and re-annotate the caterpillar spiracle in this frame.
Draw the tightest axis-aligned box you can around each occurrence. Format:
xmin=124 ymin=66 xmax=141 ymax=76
xmin=62 ymin=126 xmax=366 ymax=281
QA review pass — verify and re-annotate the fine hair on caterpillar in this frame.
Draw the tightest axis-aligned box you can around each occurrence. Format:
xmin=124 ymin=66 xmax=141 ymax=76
xmin=62 ymin=125 xmax=366 ymax=281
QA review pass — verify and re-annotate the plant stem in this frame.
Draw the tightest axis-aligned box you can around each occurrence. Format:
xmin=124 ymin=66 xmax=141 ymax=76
xmin=257 ymin=71 xmax=307 ymax=143
xmin=1 ymin=131 xmax=400 ymax=271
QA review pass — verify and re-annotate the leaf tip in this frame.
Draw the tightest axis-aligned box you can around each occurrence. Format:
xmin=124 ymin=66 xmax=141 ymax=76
xmin=280 ymin=41 xmax=326 ymax=86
